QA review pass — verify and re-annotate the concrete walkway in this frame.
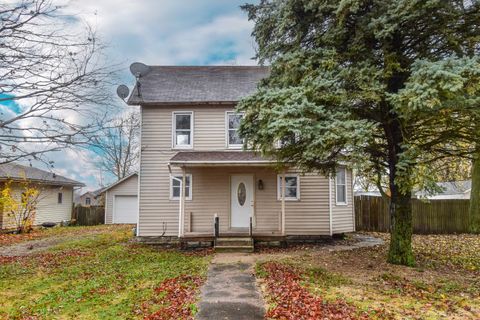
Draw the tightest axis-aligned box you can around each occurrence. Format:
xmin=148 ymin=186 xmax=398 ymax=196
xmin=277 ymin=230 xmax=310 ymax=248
xmin=195 ymin=262 xmax=265 ymax=320
xmin=194 ymin=234 xmax=383 ymax=320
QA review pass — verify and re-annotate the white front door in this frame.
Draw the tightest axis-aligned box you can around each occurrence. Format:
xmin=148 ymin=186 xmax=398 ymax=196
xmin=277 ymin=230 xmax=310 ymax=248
xmin=231 ymin=175 xmax=254 ymax=228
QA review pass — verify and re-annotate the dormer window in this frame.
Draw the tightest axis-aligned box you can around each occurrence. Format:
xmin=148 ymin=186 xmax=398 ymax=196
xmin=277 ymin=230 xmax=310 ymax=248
xmin=226 ymin=112 xmax=244 ymax=148
xmin=173 ymin=112 xmax=193 ymax=149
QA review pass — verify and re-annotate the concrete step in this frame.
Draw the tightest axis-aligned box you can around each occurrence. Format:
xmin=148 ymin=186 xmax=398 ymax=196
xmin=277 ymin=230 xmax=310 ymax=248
xmin=214 ymin=245 xmax=254 ymax=253
xmin=215 ymin=237 xmax=253 ymax=247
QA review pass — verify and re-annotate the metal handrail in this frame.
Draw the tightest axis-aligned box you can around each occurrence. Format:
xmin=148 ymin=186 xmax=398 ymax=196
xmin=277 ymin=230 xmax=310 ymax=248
xmin=249 ymin=216 xmax=253 ymax=237
xmin=214 ymin=214 xmax=219 ymax=238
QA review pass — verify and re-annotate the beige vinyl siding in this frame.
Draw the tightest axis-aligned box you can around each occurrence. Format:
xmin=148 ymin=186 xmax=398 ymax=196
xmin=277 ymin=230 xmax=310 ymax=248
xmin=105 ymin=174 xmax=139 ymax=224
xmin=1 ymin=184 xmax=73 ymax=229
xmin=139 ymin=104 xmax=354 ymax=237
xmin=36 ymin=186 xmax=73 ymax=225
xmin=195 ymin=108 xmax=232 ymax=150
xmin=140 ymin=106 xmax=178 ymax=236
xmin=331 ymin=169 xmax=355 ymax=233
xmin=284 ymin=172 xmax=331 ymax=235
xmin=183 ymin=167 xmax=281 ymax=234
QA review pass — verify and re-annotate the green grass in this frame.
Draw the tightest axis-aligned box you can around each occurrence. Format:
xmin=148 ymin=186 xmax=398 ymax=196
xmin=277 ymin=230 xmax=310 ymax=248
xmin=0 ymin=226 xmax=210 ymax=319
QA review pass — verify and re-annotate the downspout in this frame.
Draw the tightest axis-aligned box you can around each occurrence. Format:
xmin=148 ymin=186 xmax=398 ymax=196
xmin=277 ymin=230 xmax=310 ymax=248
xmin=180 ymin=166 xmax=186 ymax=238
xmin=170 ymin=163 xmax=184 ymax=238
xmin=328 ymin=174 xmax=333 ymax=236
xmin=136 ymin=108 xmax=143 ymax=236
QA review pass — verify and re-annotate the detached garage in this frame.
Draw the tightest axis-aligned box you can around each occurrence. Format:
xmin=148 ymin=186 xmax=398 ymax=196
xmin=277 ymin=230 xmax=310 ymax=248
xmin=103 ymin=173 xmax=138 ymax=224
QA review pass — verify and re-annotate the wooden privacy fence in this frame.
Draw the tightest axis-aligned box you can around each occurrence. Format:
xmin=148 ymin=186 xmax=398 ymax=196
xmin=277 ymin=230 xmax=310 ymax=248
xmin=72 ymin=205 xmax=105 ymax=226
xmin=355 ymin=196 xmax=471 ymax=234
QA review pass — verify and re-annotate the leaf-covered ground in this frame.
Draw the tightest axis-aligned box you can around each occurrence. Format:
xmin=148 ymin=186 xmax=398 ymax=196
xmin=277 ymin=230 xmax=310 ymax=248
xmin=256 ymin=233 xmax=480 ymax=319
xmin=0 ymin=225 xmax=123 ymax=247
xmin=0 ymin=225 xmax=211 ymax=319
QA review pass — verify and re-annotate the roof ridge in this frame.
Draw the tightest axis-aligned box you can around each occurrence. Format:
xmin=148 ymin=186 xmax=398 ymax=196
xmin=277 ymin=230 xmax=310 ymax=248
xmin=147 ymin=65 xmax=269 ymax=68
xmin=0 ymin=162 xmax=83 ymax=186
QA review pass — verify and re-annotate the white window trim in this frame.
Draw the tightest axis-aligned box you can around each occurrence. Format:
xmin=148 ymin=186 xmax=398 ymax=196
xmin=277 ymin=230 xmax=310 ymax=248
xmin=225 ymin=111 xmax=244 ymax=149
xmin=169 ymin=174 xmax=193 ymax=201
xmin=277 ymin=174 xmax=300 ymax=201
xmin=335 ymin=167 xmax=348 ymax=205
xmin=85 ymin=197 xmax=91 ymax=205
xmin=172 ymin=111 xmax=194 ymax=149
xmin=276 ymin=133 xmax=300 ymax=149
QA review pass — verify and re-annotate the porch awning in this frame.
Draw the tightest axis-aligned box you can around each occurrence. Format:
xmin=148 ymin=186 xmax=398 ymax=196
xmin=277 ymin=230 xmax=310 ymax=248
xmin=169 ymin=151 xmax=275 ymax=167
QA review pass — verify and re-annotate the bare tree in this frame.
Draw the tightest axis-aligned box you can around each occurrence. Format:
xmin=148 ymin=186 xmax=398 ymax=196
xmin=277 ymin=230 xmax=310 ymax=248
xmin=90 ymin=111 xmax=140 ymax=180
xmin=0 ymin=0 xmax=116 ymax=164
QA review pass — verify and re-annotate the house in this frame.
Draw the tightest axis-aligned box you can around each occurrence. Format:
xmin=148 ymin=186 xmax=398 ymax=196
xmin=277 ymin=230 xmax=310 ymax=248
xmin=355 ymin=180 xmax=472 ymax=200
xmin=125 ymin=65 xmax=354 ymax=245
xmin=415 ymin=180 xmax=471 ymax=200
xmin=102 ymin=173 xmax=138 ymax=224
xmin=0 ymin=163 xmax=84 ymax=229
xmin=78 ymin=188 xmax=105 ymax=207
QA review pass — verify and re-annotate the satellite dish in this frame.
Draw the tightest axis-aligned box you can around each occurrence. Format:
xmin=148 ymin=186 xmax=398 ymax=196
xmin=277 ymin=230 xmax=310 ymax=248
xmin=116 ymin=84 xmax=130 ymax=100
xmin=130 ymin=62 xmax=151 ymax=78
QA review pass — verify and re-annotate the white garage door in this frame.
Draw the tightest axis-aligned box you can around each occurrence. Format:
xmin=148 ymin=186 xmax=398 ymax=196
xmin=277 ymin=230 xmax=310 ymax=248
xmin=113 ymin=195 xmax=138 ymax=224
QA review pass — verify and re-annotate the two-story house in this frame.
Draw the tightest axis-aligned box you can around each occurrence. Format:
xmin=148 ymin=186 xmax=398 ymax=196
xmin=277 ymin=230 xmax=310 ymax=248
xmin=126 ymin=65 xmax=354 ymax=247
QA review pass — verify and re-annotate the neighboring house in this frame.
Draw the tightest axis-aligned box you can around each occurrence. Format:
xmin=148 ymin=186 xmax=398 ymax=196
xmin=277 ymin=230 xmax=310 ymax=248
xmin=103 ymin=173 xmax=138 ymax=224
xmin=78 ymin=188 xmax=105 ymax=207
xmin=354 ymin=190 xmax=382 ymax=197
xmin=126 ymin=65 xmax=354 ymax=241
xmin=355 ymin=180 xmax=472 ymax=200
xmin=0 ymin=163 xmax=84 ymax=229
xmin=415 ymin=180 xmax=471 ymax=200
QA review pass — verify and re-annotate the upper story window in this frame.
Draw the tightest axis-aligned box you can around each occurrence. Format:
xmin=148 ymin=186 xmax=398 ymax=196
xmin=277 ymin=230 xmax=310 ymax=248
xmin=276 ymin=133 xmax=300 ymax=148
xmin=173 ymin=111 xmax=193 ymax=149
xmin=85 ymin=197 xmax=91 ymax=205
xmin=58 ymin=192 xmax=63 ymax=204
xmin=226 ymin=112 xmax=244 ymax=148
xmin=336 ymin=167 xmax=347 ymax=205
xmin=277 ymin=174 xmax=300 ymax=201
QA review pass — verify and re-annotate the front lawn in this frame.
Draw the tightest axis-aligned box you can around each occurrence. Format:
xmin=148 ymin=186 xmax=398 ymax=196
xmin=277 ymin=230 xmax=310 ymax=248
xmin=256 ymin=233 xmax=480 ymax=319
xmin=0 ymin=225 xmax=211 ymax=319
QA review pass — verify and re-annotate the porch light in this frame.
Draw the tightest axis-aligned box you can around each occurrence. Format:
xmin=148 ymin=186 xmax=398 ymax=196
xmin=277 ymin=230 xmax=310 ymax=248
xmin=258 ymin=179 xmax=264 ymax=190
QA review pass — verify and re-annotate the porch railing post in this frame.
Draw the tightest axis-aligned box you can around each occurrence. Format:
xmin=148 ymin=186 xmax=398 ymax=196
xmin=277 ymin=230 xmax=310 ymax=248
xmin=249 ymin=216 xmax=253 ymax=237
xmin=214 ymin=214 xmax=219 ymax=238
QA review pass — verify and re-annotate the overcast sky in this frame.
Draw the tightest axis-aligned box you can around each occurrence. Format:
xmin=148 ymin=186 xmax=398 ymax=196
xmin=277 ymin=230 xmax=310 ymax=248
xmin=15 ymin=0 xmax=259 ymax=192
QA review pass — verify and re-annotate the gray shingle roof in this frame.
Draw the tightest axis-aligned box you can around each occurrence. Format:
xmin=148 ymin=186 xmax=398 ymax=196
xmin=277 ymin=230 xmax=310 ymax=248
xmin=127 ymin=66 xmax=269 ymax=105
xmin=169 ymin=151 xmax=273 ymax=165
xmin=0 ymin=163 xmax=84 ymax=187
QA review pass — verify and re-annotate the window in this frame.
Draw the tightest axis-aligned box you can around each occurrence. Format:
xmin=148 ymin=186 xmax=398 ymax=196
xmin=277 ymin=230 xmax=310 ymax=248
xmin=85 ymin=197 xmax=91 ymax=205
xmin=170 ymin=174 xmax=192 ymax=200
xmin=336 ymin=167 xmax=347 ymax=204
xmin=276 ymin=133 xmax=299 ymax=148
xmin=226 ymin=112 xmax=244 ymax=148
xmin=173 ymin=112 xmax=193 ymax=148
xmin=277 ymin=174 xmax=300 ymax=200
xmin=58 ymin=192 xmax=63 ymax=204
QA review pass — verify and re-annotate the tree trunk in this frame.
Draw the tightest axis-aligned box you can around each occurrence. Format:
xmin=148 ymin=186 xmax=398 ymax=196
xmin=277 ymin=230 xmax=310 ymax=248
xmin=384 ymin=103 xmax=415 ymax=266
xmin=469 ymin=154 xmax=480 ymax=233
xmin=387 ymin=186 xmax=415 ymax=266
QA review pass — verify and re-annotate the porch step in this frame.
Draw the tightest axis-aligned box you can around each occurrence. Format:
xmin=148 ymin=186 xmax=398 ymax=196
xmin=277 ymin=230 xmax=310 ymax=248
xmin=214 ymin=237 xmax=254 ymax=253
xmin=214 ymin=245 xmax=254 ymax=253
